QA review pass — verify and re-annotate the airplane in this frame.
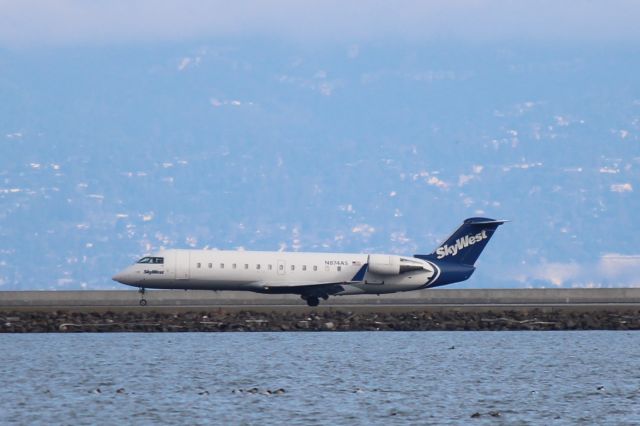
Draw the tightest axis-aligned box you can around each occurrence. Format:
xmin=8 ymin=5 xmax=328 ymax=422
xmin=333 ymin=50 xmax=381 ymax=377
xmin=112 ymin=217 xmax=507 ymax=307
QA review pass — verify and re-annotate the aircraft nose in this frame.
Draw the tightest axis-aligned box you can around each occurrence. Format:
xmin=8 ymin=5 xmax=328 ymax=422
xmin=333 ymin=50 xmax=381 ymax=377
xmin=112 ymin=269 xmax=134 ymax=285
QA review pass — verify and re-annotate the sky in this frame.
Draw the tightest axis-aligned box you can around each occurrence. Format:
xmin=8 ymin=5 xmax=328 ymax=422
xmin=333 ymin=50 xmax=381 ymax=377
xmin=2 ymin=1 xmax=640 ymax=47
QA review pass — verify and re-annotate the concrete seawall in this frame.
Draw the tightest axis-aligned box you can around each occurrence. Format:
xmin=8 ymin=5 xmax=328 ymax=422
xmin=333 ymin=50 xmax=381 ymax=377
xmin=2 ymin=289 xmax=640 ymax=332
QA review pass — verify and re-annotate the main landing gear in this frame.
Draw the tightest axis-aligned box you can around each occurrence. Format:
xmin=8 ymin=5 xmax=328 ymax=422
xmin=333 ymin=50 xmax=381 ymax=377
xmin=138 ymin=287 xmax=147 ymax=306
xmin=301 ymin=295 xmax=324 ymax=307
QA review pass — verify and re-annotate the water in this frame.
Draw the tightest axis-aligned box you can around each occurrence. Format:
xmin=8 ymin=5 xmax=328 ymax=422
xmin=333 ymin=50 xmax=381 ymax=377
xmin=1 ymin=331 xmax=639 ymax=425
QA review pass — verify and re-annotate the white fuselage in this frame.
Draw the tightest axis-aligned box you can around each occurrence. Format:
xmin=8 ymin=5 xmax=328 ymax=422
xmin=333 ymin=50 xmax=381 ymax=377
xmin=112 ymin=217 xmax=505 ymax=306
xmin=113 ymin=249 xmax=437 ymax=296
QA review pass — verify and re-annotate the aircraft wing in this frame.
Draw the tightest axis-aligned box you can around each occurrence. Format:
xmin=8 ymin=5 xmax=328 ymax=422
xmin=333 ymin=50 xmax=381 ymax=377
xmin=251 ymin=263 xmax=368 ymax=296
xmin=252 ymin=281 xmax=349 ymax=298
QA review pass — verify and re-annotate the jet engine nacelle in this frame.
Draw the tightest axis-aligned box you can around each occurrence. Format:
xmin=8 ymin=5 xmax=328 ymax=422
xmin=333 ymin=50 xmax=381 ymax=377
xmin=368 ymin=254 xmax=401 ymax=275
xmin=368 ymin=255 xmax=426 ymax=275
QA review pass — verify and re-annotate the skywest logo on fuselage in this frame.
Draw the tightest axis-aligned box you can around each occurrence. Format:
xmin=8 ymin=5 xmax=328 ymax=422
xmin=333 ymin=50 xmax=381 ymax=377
xmin=436 ymin=230 xmax=488 ymax=259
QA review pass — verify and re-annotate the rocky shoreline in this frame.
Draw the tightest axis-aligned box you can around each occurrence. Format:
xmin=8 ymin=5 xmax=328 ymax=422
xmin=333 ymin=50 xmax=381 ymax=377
xmin=2 ymin=309 xmax=640 ymax=332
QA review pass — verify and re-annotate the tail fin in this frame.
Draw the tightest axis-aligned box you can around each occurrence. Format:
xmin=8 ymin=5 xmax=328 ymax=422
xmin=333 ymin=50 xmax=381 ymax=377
xmin=415 ymin=217 xmax=507 ymax=266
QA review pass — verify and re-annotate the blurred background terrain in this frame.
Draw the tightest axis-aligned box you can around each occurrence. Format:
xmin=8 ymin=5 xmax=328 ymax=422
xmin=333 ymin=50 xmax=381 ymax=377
xmin=1 ymin=2 xmax=639 ymax=289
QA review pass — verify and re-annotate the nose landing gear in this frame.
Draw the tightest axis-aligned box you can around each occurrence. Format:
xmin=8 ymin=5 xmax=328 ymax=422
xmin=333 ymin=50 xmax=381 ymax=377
xmin=138 ymin=287 xmax=147 ymax=306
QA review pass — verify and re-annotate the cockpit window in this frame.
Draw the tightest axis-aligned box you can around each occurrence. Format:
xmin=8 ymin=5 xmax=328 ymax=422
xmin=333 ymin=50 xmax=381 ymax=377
xmin=137 ymin=257 xmax=164 ymax=264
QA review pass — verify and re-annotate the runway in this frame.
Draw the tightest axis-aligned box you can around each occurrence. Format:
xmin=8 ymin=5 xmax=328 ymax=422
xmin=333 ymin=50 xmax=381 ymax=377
xmin=2 ymin=288 xmax=640 ymax=313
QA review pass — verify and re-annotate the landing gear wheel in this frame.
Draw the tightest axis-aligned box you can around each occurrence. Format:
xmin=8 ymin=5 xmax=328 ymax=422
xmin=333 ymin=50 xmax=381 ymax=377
xmin=306 ymin=296 xmax=320 ymax=307
xmin=138 ymin=287 xmax=147 ymax=306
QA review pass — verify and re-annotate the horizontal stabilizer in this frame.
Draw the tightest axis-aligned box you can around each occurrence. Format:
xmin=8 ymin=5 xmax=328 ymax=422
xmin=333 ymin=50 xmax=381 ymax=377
xmin=462 ymin=219 xmax=509 ymax=225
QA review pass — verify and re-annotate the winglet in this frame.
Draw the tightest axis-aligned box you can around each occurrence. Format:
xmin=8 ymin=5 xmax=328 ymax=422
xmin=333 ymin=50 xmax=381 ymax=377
xmin=351 ymin=263 xmax=368 ymax=281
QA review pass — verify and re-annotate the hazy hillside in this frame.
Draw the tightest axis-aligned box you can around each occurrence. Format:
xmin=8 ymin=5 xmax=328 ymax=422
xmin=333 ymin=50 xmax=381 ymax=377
xmin=1 ymin=42 xmax=639 ymax=289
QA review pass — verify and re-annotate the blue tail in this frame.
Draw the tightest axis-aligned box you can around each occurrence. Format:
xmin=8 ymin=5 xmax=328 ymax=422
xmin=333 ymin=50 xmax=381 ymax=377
xmin=415 ymin=217 xmax=507 ymax=266
xmin=415 ymin=217 xmax=507 ymax=288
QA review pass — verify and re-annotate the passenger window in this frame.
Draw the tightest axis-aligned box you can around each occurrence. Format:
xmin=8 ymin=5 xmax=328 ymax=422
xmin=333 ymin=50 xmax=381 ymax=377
xmin=337 ymin=266 xmax=342 ymax=272
xmin=244 ymin=264 xmax=249 ymax=269
xmin=220 ymin=263 xmax=224 ymax=269
xmin=313 ymin=266 xmax=317 ymax=271
xmin=291 ymin=265 xmax=295 ymax=271
xmin=279 ymin=264 xmax=284 ymax=271
xmin=208 ymin=263 xmax=212 ymax=269
xmin=232 ymin=263 xmax=237 ymax=269
xmin=268 ymin=264 xmax=273 ymax=270
xmin=257 ymin=264 xmax=261 ymax=270
xmin=302 ymin=265 xmax=307 ymax=271
xmin=197 ymin=262 xmax=201 ymax=268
